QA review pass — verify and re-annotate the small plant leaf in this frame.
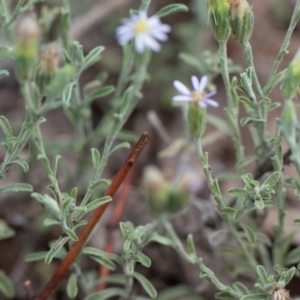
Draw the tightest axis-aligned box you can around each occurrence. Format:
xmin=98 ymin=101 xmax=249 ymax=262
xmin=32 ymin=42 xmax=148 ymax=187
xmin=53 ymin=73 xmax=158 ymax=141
xmin=83 ymin=288 xmax=126 ymax=300
xmin=0 ymin=271 xmax=14 ymax=299
xmin=0 ymin=70 xmax=9 ymax=79
xmin=257 ymin=265 xmax=268 ymax=284
xmin=227 ymin=187 xmax=248 ymax=197
xmin=0 ymin=116 xmax=13 ymax=141
xmin=45 ymin=235 xmax=69 ymax=264
xmin=66 ymin=273 xmax=78 ymax=299
xmin=133 ymin=272 xmax=157 ymax=299
xmin=285 ymin=247 xmax=300 ymax=265
xmin=137 ymin=253 xmax=151 ymax=268
xmin=109 ymin=142 xmax=131 ymax=156
xmin=156 ymin=4 xmax=188 ymax=18
xmin=85 ymin=196 xmax=112 ymax=213
xmin=240 ymin=294 xmax=267 ymax=300
xmin=62 ymin=81 xmax=76 ymax=109
xmin=83 ymin=46 xmax=105 ymax=70
xmin=65 ymin=228 xmax=78 ymax=242
xmin=0 ymin=183 xmax=33 ymax=194
xmin=85 ymin=85 xmax=115 ymax=104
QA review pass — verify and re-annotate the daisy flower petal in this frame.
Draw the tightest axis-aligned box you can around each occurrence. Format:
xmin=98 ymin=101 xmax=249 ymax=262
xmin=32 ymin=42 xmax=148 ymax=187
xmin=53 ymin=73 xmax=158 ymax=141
xmin=173 ymin=95 xmax=193 ymax=101
xmin=205 ymin=99 xmax=219 ymax=107
xmin=173 ymin=80 xmax=191 ymax=96
xmin=198 ymin=76 xmax=208 ymax=92
xmin=205 ymin=91 xmax=217 ymax=98
xmin=191 ymin=76 xmax=200 ymax=91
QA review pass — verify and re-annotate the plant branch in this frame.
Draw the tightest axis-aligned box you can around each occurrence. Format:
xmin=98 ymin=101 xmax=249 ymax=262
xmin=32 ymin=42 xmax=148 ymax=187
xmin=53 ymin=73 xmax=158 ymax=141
xmin=35 ymin=132 xmax=150 ymax=300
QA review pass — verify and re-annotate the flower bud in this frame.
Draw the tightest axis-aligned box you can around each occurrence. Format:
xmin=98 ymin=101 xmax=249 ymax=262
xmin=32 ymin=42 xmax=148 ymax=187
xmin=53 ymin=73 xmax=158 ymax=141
xmin=281 ymin=48 xmax=300 ymax=100
xmin=36 ymin=46 xmax=59 ymax=94
xmin=187 ymin=103 xmax=207 ymax=139
xmin=142 ymin=166 xmax=190 ymax=217
xmin=228 ymin=0 xmax=254 ymax=44
xmin=15 ymin=16 xmax=40 ymax=81
xmin=208 ymin=0 xmax=231 ymax=42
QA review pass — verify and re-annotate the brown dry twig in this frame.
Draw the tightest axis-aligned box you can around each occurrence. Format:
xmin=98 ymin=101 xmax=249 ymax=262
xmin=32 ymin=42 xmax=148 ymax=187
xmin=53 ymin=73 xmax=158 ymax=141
xmin=35 ymin=132 xmax=151 ymax=300
xmin=97 ymin=170 xmax=133 ymax=291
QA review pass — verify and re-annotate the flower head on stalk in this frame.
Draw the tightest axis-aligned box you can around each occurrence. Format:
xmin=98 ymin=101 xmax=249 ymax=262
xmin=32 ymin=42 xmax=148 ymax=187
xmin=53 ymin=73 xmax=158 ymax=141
xmin=173 ymin=76 xmax=218 ymax=108
xmin=116 ymin=11 xmax=171 ymax=53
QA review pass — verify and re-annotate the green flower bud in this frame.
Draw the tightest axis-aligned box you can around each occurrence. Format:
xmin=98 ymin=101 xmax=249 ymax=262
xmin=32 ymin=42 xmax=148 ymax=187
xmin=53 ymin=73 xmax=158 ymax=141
xmin=281 ymin=48 xmax=300 ymax=100
xmin=142 ymin=166 xmax=190 ymax=217
xmin=36 ymin=46 xmax=59 ymax=95
xmin=208 ymin=0 xmax=231 ymax=42
xmin=15 ymin=16 xmax=40 ymax=81
xmin=187 ymin=102 xmax=207 ymax=139
xmin=228 ymin=0 xmax=254 ymax=44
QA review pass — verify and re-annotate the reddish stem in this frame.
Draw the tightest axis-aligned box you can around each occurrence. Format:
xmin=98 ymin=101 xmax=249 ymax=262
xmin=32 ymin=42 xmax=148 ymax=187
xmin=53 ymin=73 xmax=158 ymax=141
xmin=35 ymin=132 xmax=150 ymax=300
xmin=97 ymin=170 xmax=133 ymax=291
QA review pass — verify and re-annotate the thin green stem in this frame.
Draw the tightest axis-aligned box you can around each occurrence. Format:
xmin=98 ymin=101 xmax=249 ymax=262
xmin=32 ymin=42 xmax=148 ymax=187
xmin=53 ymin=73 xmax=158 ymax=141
xmin=194 ymin=137 xmax=258 ymax=273
xmin=163 ymin=221 xmax=240 ymax=299
xmin=78 ymin=53 xmax=150 ymax=211
xmin=219 ymin=41 xmax=232 ymax=109
xmin=263 ymin=0 xmax=300 ymax=96
xmin=242 ymin=41 xmax=264 ymax=99
xmin=219 ymin=41 xmax=246 ymax=174
xmin=0 ymin=0 xmax=16 ymax=42
xmin=22 ymin=81 xmax=63 ymax=206
xmin=241 ymin=41 xmax=269 ymax=161
xmin=272 ymin=128 xmax=285 ymax=268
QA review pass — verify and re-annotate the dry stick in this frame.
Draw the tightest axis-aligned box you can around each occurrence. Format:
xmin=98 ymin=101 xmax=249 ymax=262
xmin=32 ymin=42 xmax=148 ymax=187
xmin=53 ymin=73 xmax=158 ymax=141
xmin=97 ymin=170 xmax=133 ymax=291
xmin=35 ymin=132 xmax=151 ymax=300
xmin=24 ymin=280 xmax=35 ymax=300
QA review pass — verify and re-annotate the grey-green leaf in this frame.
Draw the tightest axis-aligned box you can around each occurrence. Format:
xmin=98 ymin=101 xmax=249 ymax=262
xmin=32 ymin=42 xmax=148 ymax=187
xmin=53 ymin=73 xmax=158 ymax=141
xmin=85 ymin=196 xmax=112 ymax=213
xmin=83 ymin=288 xmax=126 ymax=300
xmin=62 ymin=81 xmax=76 ymax=109
xmin=156 ymin=4 xmax=188 ymax=18
xmin=85 ymin=85 xmax=115 ymax=104
xmin=0 ymin=183 xmax=33 ymax=194
xmin=0 ymin=271 xmax=14 ymax=299
xmin=91 ymin=148 xmax=100 ymax=171
xmin=240 ymin=294 xmax=267 ymax=300
xmin=109 ymin=142 xmax=130 ymax=156
xmin=67 ymin=273 xmax=78 ymax=299
xmin=65 ymin=228 xmax=78 ymax=242
xmin=0 ymin=70 xmax=9 ymax=79
xmin=83 ymin=46 xmax=105 ymax=70
xmin=285 ymin=247 xmax=300 ymax=265
xmin=262 ymin=171 xmax=280 ymax=187
xmin=257 ymin=265 xmax=268 ymax=284
xmin=137 ymin=253 xmax=151 ymax=268
xmin=45 ymin=235 xmax=69 ymax=264
xmin=227 ymin=187 xmax=248 ymax=197
xmin=133 ymin=272 xmax=157 ymax=299
xmin=0 ymin=116 xmax=13 ymax=140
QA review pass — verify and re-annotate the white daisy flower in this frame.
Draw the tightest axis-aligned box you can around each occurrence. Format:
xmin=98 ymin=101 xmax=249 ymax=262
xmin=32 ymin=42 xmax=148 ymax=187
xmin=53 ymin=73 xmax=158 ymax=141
xmin=116 ymin=11 xmax=171 ymax=53
xmin=173 ymin=76 xmax=218 ymax=108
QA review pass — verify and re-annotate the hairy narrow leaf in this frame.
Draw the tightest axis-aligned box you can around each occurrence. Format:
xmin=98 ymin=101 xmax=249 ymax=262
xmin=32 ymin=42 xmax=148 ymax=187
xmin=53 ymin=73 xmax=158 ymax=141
xmin=156 ymin=4 xmax=188 ymax=18
xmin=0 ymin=271 xmax=14 ymax=299
xmin=133 ymin=272 xmax=157 ymax=299
xmin=66 ymin=273 xmax=78 ymax=299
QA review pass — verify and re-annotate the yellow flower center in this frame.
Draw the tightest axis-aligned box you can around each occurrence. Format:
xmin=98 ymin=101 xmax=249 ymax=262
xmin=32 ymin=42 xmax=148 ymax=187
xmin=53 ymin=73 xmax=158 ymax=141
xmin=192 ymin=91 xmax=205 ymax=103
xmin=134 ymin=20 xmax=148 ymax=34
